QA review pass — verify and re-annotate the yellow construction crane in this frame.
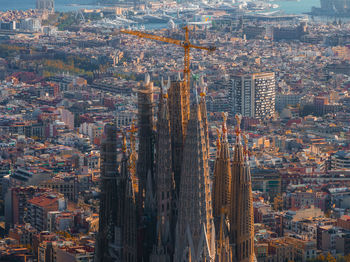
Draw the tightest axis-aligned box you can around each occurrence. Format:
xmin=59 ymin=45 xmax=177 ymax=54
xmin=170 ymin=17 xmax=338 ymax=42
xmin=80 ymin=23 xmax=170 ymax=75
xmin=119 ymin=26 xmax=216 ymax=91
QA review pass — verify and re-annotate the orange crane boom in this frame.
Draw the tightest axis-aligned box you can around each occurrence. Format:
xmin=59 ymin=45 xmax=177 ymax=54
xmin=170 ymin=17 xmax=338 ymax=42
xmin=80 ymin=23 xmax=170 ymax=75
xmin=119 ymin=26 xmax=216 ymax=92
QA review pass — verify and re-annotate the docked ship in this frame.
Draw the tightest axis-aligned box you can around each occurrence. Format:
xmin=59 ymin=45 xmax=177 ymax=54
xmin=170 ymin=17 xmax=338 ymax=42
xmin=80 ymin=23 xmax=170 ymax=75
xmin=142 ymin=14 xmax=172 ymax=23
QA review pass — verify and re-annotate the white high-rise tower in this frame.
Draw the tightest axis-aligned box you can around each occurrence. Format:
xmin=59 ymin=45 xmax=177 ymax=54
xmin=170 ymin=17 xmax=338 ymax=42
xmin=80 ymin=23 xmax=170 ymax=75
xmin=230 ymin=72 xmax=276 ymax=119
xmin=36 ymin=0 xmax=54 ymax=13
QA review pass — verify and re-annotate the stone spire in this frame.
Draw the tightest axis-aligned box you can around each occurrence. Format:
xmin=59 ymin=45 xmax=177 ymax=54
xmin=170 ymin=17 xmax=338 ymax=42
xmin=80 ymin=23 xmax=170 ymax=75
xmin=199 ymin=79 xmax=210 ymax=160
xmin=128 ymin=120 xmax=139 ymax=195
xmin=150 ymin=82 xmax=174 ymax=262
xmin=145 ymin=169 xmax=156 ymax=214
xmin=120 ymin=134 xmax=137 ymax=262
xmin=229 ymin=115 xmax=255 ymax=262
xmin=95 ymin=123 xmax=118 ymax=262
xmin=150 ymin=231 xmax=170 ymax=262
xmin=136 ymin=73 xmax=155 ymax=199
xmin=96 ymin=125 xmax=137 ymax=262
xmin=174 ymin=94 xmax=215 ymax=261
xmin=213 ymin=112 xmax=231 ymax=219
xmin=156 ymin=81 xmax=175 ymax=245
xmin=213 ymin=113 xmax=233 ymax=262
xmin=136 ymin=75 xmax=156 ymax=261
xmin=216 ymin=212 xmax=233 ymax=262
xmin=167 ymin=79 xmax=190 ymax=195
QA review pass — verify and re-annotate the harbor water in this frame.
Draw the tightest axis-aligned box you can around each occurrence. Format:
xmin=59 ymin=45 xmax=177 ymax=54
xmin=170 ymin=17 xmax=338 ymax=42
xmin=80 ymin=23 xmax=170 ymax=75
xmin=0 ymin=0 xmax=320 ymax=14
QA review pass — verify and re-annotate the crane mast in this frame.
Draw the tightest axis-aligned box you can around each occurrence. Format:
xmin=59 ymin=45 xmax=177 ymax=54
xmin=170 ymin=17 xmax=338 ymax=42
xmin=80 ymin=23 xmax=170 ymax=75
xmin=119 ymin=26 xmax=216 ymax=92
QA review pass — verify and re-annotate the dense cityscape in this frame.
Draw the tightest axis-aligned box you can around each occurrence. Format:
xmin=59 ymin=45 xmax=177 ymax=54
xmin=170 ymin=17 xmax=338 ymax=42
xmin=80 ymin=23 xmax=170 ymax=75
xmin=1 ymin=0 xmax=350 ymax=261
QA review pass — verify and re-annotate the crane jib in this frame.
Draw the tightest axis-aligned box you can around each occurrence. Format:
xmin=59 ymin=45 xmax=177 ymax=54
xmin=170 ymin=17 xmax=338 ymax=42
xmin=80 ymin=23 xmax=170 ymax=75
xmin=119 ymin=27 xmax=216 ymax=91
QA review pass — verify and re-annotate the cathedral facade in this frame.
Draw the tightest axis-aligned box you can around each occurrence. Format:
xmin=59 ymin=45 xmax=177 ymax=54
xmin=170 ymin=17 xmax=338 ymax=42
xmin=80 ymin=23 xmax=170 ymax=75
xmin=95 ymin=76 xmax=255 ymax=262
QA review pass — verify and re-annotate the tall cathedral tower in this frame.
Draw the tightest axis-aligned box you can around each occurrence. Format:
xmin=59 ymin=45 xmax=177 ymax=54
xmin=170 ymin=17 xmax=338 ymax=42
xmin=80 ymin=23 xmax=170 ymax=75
xmin=95 ymin=124 xmax=137 ymax=262
xmin=229 ymin=116 xmax=254 ymax=262
xmin=199 ymin=82 xmax=209 ymax=161
xmin=213 ymin=113 xmax=233 ymax=262
xmin=174 ymin=92 xmax=215 ymax=261
xmin=96 ymin=124 xmax=137 ymax=262
xmin=136 ymin=74 xmax=155 ymax=199
xmin=167 ymin=79 xmax=190 ymax=195
xmin=119 ymin=136 xmax=138 ymax=262
xmin=213 ymin=113 xmax=231 ymax=219
xmin=95 ymin=123 xmax=118 ymax=262
xmin=150 ymin=82 xmax=174 ymax=262
xmin=136 ymin=74 xmax=157 ymax=262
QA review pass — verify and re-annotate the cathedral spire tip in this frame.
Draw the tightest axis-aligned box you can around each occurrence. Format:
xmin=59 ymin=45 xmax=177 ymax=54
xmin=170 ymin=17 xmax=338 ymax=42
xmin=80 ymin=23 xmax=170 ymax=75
xmin=235 ymin=114 xmax=242 ymax=142
xmin=216 ymin=128 xmax=221 ymax=156
xmin=222 ymin=112 xmax=228 ymax=141
xmin=199 ymin=77 xmax=207 ymax=97
xmin=167 ymin=75 xmax=171 ymax=89
xmin=243 ymin=134 xmax=249 ymax=159
xmin=145 ymin=73 xmax=151 ymax=84
xmin=177 ymin=72 xmax=182 ymax=81
xmin=200 ymin=85 xmax=207 ymax=97
xmin=160 ymin=76 xmax=164 ymax=88
xmin=190 ymin=86 xmax=199 ymax=105
xmin=161 ymin=76 xmax=169 ymax=99
xmin=122 ymin=132 xmax=127 ymax=153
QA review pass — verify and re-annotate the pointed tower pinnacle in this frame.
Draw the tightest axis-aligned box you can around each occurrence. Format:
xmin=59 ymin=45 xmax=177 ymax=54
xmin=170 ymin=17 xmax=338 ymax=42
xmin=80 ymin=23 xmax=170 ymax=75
xmin=199 ymin=81 xmax=210 ymax=161
xmin=128 ymin=120 xmax=139 ymax=195
xmin=174 ymin=92 xmax=215 ymax=261
xmin=216 ymin=128 xmax=221 ymax=157
xmin=213 ymin=112 xmax=231 ymax=219
xmin=229 ymin=114 xmax=255 ymax=262
xmin=145 ymin=169 xmax=156 ymax=214
xmin=95 ymin=123 xmax=118 ymax=262
xmin=150 ymin=82 xmax=173 ymax=261
xmin=168 ymin=77 xmax=190 ymax=195
xmin=120 ymin=133 xmax=137 ymax=262
xmin=136 ymin=73 xmax=155 ymax=200
xmin=155 ymin=79 xmax=174 ymax=241
xmin=150 ymin=229 xmax=170 ymax=262
xmin=136 ymin=74 xmax=156 ymax=262
xmin=96 ymin=125 xmax=137 ymax=262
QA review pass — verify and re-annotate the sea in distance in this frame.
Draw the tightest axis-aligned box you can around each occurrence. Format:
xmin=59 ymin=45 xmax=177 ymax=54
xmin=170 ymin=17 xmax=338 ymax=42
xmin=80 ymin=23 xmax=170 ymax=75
xmin=0 ymin=0 xmax=320 ymax=14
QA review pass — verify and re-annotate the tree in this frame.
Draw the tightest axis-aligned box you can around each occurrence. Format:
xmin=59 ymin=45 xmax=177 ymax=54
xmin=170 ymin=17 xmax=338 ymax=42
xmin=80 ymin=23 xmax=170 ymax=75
xmin=325 ymin=209 xmax=332 ymax=218
xmin=326 ymin=253 xmax=336 ymax=262
xmin=308 ymin=254 xmax=325 ymax=262
xmin=273 ymin=194 xmax=283 ymax=211
xmin=344 ymin=254 xmax=350 ymax=262
xmin=337 ymin=255 xmax=346 ymax=262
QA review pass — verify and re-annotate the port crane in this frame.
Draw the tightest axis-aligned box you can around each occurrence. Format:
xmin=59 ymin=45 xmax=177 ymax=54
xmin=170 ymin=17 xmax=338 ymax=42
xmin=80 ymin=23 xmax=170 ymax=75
xmin=119 ymin=26 xmax=216 ymax=91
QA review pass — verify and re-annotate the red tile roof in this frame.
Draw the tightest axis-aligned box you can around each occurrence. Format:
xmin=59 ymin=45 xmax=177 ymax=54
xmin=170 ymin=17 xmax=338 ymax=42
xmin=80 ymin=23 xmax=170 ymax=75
xmin=27 ymin=194 xmax=59 ymax=208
